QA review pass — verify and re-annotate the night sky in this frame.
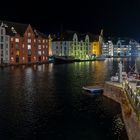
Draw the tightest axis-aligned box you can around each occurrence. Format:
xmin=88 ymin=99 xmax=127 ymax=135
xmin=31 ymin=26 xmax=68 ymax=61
xmin=1 ymin=0 xmax=140 ymax=40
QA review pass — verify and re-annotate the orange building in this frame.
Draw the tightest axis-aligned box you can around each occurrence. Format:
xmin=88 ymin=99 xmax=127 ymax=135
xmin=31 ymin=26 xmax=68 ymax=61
xmin=90 ymin=30 xmax=103 ymax=57
xmin=1 ymin=21 xmax=49 ymax=65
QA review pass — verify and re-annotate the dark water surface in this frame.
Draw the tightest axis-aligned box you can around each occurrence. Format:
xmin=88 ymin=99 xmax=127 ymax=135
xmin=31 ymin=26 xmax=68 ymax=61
xmin=0 ymin=59 xmax=131 ymax=140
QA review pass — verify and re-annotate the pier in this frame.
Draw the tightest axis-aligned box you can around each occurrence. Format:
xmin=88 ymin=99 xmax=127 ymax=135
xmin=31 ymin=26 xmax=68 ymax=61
xmin=104 ymin=81 xmax=140 ymax=140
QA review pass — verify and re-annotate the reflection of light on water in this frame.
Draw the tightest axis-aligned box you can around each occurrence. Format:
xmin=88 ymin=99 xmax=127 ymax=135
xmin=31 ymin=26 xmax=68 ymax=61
xmin=112 ymin=114 xmax=124 ymax=136
xmin=48 ymin=63 xmax=53 ymax=72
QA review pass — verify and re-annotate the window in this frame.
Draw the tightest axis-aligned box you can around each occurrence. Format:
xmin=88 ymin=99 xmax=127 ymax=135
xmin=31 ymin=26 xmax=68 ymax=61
xmin=22 ymin=44 xmax=24 ymax=48
xmin=34 ymin=39 xmax=36 ymax=43
xmin=28 ymin=33 xmax=31 ymax=37
xmin=16 ymin=51 xmax=19 ymax=56
xmin=43 ymin=45 xmax=45 ymax=49
xmin=6 ymin=51 xmax=8 ymax=55
xmin=15 ymin=44 xmax=19 ymax=49
xmin=28 ymin=50 xmax=31 ymax=55
xmin=38 ymin=39 xmax=41 ymax=43
xmin=15 ymin=38 xmax=19 ymax=42
xmin=43 ymin=51 xmax=45 ymax=54
xmin=38 ymin=45 xmax=41 ymax=49
xmin=1 ymin=44 xmax=3 ymax=49
xmin=38 ymin=51 xmax=41 ymax=55
xmin=43 ymin=40 xmax=45 ymax=43
xmin=22 ymin=57 xmax=25 ymax=61
xmin=46 ymin=45 xmax=48 ymax=48
xmin=28 ymin=39 xmax=31 ymax=43
xmin=1 ymin=36 xmax=4 ymax=42
xmin=11 ymin=38 xmax=13 ymax=41
xmin=28 ymin=44 xmax=31 ymax=50
xmin=6 ymin=44 xmax=8 ymax=49
xmin=11 ymin=57 xmax=14 ymax=61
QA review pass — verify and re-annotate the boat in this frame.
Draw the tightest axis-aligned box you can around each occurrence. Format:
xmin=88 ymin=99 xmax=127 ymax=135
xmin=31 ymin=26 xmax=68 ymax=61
xmin=54 ymin=56 xmax=74 ymax=64
xmin=96 ymin=55 xmax=106 ymax=61
xmin=82 ymin=86 xmax=104 ymax=95
xmin=111 ymin=72 xmax=128 ymax=82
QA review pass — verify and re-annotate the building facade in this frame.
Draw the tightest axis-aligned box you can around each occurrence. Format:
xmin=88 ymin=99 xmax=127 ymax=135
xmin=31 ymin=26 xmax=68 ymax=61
xmin=0 ymin=21 xmax=49 ymax=65
xmin=51 ymin=31 xmax=101 ymax=60
xmin=0 ymin=23 xmax=10 ymax=64
xmin=102 ymin=38 xmax=140 ymax=57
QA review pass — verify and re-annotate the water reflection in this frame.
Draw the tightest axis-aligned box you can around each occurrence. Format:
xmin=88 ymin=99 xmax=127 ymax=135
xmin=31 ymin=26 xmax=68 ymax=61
xmin=0 ymin=59 xmax=129 ymax=140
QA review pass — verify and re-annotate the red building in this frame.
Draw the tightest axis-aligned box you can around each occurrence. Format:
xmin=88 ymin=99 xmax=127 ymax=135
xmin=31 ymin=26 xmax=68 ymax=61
xmin=1 ymin=21 xmax=49 ymax=65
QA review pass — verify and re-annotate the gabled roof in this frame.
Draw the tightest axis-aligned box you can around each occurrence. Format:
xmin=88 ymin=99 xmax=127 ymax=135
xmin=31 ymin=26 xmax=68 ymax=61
xmin=0 ymin=20 xmax=28 ymax=36
xmin=0 ymin=20 xmax=48 ymax=38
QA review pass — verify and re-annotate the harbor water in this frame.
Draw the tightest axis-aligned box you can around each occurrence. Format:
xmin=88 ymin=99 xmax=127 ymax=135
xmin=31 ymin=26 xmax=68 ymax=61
xmin=0 ymin=58 xmax=134 ymax=140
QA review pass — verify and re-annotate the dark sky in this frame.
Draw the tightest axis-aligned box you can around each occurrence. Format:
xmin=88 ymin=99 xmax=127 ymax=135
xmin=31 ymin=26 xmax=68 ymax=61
xmin=1 ymin=0 xmax=140 ymax=40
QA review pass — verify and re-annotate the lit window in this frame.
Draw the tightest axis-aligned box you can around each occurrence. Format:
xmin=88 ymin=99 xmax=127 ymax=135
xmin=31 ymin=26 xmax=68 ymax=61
xmin=43 ymin=51 xmax=45 ymax=54
xmin=46 ymin=57 xmax=48 ymax=59
xmin=34 ymin=56 xmax=36 ymax=60
xmin=43 ymin=56 xmax=45 ymax=60
xmin=16 ymin=51 xmax=19 ymax=56
xmin=38 ymin=39 xmax=41 ymax=43
xmin=46 ymin=45 xmax=48 ymax=48
xmin=22 ymin=44 xmax=24 ymax=48
xmin=43 ymin=40 xmax=45 ymax=43
xmin=28 ymin=32 xmax=31 ymax=37
xmin=15 ymin=38 xmax=19 ymax=42
xmin=11 ymin=57 xmax=14 ymax=61
xmin=38 ymin=51 xmax=41 ymax=55
xmin=34 ymin=39 xmax=36 ymax=43
xmin=28 ymin=39 xmax=31 ymax=43
xmin=43 ymin=45 xmax=45 ymax=48
xmin=38 ymin=45 xmax=41 ymax=49
xmin=46 ymin=39 xmax=48 ymax=43
xmin=11 ymin=38 xmax=13 ymax=41
xmin=22 ymin=57 xmax=25 ymax=61
xmin=28 ymin=44 xmax=31 ymax=50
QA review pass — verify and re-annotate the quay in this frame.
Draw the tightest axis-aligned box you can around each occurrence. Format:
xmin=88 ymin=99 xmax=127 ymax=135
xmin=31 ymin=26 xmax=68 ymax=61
xmin=104 ymin=81 xmax=140 ymax=140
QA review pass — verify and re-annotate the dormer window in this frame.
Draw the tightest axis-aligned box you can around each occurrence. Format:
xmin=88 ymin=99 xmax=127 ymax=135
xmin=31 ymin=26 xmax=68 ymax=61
xmin=28 ymin=33 xmax=31 ymax=37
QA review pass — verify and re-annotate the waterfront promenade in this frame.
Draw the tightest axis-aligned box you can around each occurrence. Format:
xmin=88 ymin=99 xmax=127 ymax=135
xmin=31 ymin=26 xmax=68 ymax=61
xmin=104 ymin=81 xmax=140 ymax=140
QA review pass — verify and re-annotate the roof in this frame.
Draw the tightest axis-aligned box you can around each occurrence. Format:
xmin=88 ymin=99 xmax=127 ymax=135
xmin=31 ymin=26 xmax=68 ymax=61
xmin=0 ymin=20 xmax=28 ymax=36
xmin=0 ymin=20 xmax=48 ymax=38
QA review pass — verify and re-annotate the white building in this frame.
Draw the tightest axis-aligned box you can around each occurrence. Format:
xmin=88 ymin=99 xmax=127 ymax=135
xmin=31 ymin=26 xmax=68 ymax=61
xmin=0 ymin=22 xmax=10 ymax=64
xmin=51 ymin=31 xmax=91 ymax=60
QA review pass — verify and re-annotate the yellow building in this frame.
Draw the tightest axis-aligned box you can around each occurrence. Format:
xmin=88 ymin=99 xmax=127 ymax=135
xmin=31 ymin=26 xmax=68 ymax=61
xmin=90 ymin=30 xmax=103 ymax=57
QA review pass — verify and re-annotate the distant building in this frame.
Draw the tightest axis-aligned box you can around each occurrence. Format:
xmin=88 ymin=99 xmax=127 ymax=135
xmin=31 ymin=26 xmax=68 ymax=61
xmin=0 ymin=20 xmax=49 ymax=65
xmin=0 ymin=22 xmax=10 ymax=64
xmin=102 ymin=37 xmax=140 ymax=57
xmin=52 ymin=31 xmax=91 ymax=60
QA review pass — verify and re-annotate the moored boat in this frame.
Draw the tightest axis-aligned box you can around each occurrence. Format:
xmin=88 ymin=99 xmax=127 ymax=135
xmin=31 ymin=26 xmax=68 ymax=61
xmin=54 ymin=56 xmax=74 ymax=64
xmin=82 ymin=86 xmax=104 ymax=95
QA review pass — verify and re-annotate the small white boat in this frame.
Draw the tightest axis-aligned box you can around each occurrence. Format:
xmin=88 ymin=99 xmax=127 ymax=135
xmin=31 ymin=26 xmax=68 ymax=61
xmin=82 ymin=86 xmax=104 ymax=95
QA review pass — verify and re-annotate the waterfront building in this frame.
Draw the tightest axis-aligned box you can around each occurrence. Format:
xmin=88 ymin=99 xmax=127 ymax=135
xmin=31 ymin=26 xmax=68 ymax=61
xmin=102 ymin=37 xmax=140 ymax=57
xmin=0 ymin=20 xmax=49 ymax=65
xmin=102 ymin=40 xmax=113 ymax=57
xmin=0 ymin=22 xmax=10 ymax=64
xmin=90 ymin=30 xmax=104 ymax=57
xmin=52 ymin=31 xmax=91 ymax=60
